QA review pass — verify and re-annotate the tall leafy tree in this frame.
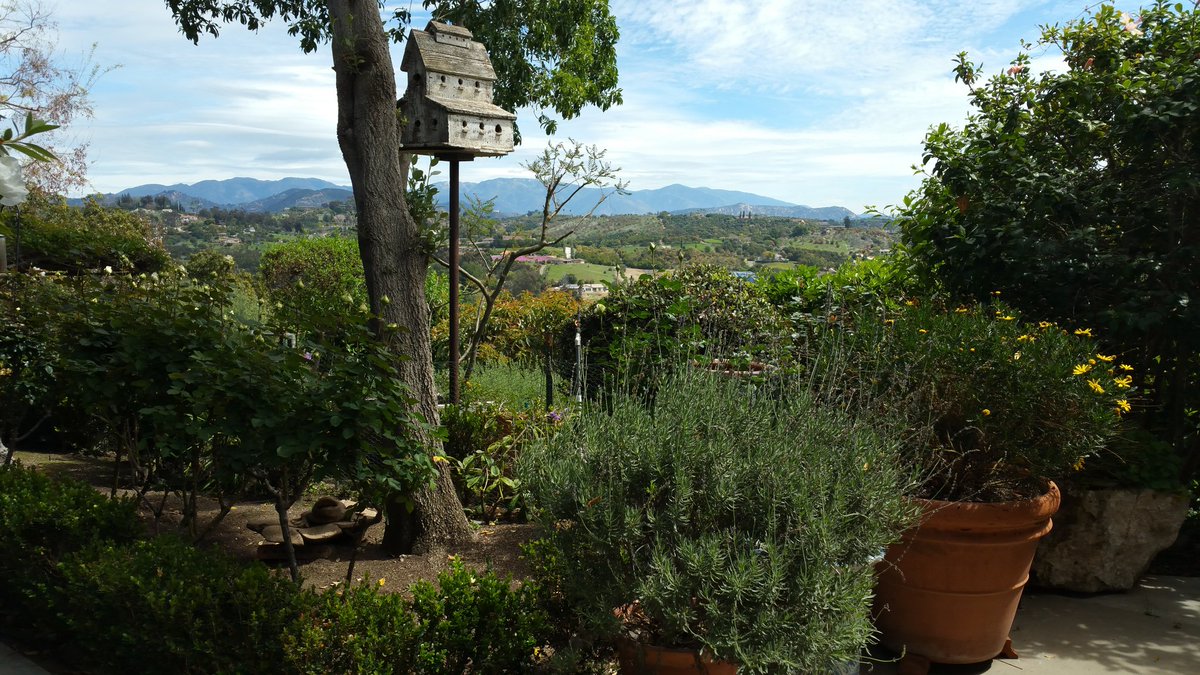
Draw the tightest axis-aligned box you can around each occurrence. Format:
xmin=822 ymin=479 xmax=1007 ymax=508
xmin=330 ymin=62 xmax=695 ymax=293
xmin=896 ymin=2 xmax=1199 ymax=478
xmin=164 ymin=0 xmax=621 ymax=553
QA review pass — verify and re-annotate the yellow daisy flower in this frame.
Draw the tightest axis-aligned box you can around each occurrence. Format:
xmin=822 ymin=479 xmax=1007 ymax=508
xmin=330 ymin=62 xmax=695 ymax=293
xmin=1115 ymin=399 xmax=1131 ymax=414
xmin=1074 ymin=328 xmax=1093 ymax=337
xmin=1096 ymin=354 xmax=1116 ymax=362
xmin=1087 ymin=379 xmax=1105 ymax=394
xmin=1073 ymin=363 xmax=1092 ymax=376
xmin=1113 ymin=375 xmax=1133 ymax=389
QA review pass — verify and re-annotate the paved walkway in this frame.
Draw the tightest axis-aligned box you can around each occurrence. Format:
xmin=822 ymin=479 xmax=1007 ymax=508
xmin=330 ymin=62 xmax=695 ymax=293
xmin=3 ymin=576 xmax=1198 ymax=674
xmin=0 ymin=643 xmax=48 ymax=675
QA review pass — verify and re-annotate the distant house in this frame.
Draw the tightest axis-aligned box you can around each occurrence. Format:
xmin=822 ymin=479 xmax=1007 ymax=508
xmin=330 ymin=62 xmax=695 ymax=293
xmin=490 ymin=254 xmax=565 ymax=264
xmin=731 ymin=271 xmax=758 ymax=283
xmin=556 ymin=283 xmax=609 ymax=299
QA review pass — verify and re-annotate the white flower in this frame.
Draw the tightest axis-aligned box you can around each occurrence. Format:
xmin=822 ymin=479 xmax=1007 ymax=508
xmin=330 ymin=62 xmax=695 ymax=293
xmin=0 ymin=155 xmax=28 ymax=206
xmin=1119 ymin=12 xmax=1144 ymax=36
xmin=104 ymin=265 xmax=113 ymax=274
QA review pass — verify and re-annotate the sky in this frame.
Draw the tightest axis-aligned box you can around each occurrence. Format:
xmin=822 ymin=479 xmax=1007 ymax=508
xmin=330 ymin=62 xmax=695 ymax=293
xmin=51 ymin=0 xmax=1140 ymax=213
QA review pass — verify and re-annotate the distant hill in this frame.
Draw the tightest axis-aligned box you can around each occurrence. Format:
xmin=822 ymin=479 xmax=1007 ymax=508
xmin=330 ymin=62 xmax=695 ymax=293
xmin=84 ymin=175 xmax=855 ymax=220
xmin=239 ymin=188 xmax=354 ymax=213
xmin=118 ymin=177 xmax=349 ymax=205
xmin=433 ymin=178 xmax=845 ymax=218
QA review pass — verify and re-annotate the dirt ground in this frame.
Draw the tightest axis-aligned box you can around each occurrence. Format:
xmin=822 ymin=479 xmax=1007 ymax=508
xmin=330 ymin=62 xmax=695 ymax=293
xmin=10 ymin=449 xmax=540 ymax=594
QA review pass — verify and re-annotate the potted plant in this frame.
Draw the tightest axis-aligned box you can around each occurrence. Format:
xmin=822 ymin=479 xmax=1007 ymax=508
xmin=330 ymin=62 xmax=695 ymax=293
xmin=519 ymin=367 xmax=917 ymax=674
xmin=863 ymin=300 xmax=1125 ymax=668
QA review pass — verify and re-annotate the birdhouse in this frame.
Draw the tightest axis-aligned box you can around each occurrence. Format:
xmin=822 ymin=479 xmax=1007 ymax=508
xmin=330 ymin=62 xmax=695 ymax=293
xmin=397 ymin=21 xmax=516 ymax=158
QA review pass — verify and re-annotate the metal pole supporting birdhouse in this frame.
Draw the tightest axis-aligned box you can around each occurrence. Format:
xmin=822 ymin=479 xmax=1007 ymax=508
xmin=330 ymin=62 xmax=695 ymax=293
xmin=398 ymin=21 xmax=516 ymax=405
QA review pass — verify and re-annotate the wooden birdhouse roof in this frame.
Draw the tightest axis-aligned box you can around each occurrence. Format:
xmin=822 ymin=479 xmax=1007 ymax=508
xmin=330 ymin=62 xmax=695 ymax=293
xmin=424 ymin=95 xmax=516 ymax=120
xmin=401 ymin=21 xmax=497 ymax=81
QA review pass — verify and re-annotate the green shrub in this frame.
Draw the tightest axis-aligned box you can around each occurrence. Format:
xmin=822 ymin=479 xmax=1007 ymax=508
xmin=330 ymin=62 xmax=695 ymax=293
xmin=0 ymin=195 xmax=171 ymax=273
xmin=410 ymin=559 xmax=548 ymax=673
xmin=259 ymin=236 xmax=367 ymax=336
xmin=0 ymin=463 xmax=141 ymax=636
xmin=755 ymin=256 xmax=911 ymax=316
xmin=893 ymin=2 xmax=1200 ymax=479
xmin=519 ymin=368 xmax=916 ymax=672
xmin=56 ymin=536 xmax=309 ymax=675
xmin=567 ymin=265 xmax=790 ymax=397
xmin=286 ymin=580 xmax=420 ymax=675
xmin=287 ymin=561 xmax=547 ymax=675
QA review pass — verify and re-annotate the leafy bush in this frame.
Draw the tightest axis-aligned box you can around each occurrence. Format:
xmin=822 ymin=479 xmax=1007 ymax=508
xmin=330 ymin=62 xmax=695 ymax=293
xmin=519 ymin=368 xmax=916 ymax=672
xmin=867 ymin=301 xmax=1125 ymax=501
xmin=0 ymin=275 xmax=66 ymax=452
xmin=0 ymin=463 xmax=141 ymax=636
xmin=433 ymin=290 xmax=581 ymax=371
xmin=288 ymin=560 xmax=547 ymax=675
xmin=259 ymin=236 xmax=366 ymax=335
xmin=56 ymin=536 xmax=310 ymax=675
xmin=894 ymin=2 xmax=1200 ymax=478
xmin=568 ymin=265 xmax=790 ymax=397
xmin=15 ymin=270 xmax=435 ymax=541
xmin=0 ymin=194 xmax=171 ymax=273
xmin=285 ymin=580 xmax=420 ymax=674
xmin=442 ymin=376 xmax=567 ymax=522
xmin=755 ymin=256 xmax=911 ymax=316
xmin=410 ymin=559 xmax=548 ymax=673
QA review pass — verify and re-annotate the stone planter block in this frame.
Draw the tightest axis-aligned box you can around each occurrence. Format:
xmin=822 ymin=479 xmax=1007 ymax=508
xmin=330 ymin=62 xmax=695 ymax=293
xmin=1033 ymin=487 xmax=1190 ymax=593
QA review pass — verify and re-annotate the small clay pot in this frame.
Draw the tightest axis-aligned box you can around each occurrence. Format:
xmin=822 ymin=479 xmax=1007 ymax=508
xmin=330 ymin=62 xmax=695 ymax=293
xmin=615 ymin=638 xmax=737 ymax=675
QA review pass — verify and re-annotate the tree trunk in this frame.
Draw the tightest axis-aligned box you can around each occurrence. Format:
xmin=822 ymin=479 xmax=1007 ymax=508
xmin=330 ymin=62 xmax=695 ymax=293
xmin=327 ymin=0 xmax=472 ymax=554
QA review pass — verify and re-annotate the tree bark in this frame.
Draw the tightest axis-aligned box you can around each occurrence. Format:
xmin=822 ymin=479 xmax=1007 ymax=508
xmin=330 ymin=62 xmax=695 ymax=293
xmin=327 ymin=0 xmax=472 ymax=554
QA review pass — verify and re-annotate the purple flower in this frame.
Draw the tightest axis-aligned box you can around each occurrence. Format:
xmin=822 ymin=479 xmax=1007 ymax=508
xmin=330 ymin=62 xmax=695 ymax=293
xmin=547 ymin=410 xmax=563 ymax=423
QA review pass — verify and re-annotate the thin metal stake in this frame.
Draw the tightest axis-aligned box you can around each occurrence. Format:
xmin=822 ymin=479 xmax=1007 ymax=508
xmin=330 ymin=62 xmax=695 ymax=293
xmin=448 ymin=159 xmax=461 ymax=405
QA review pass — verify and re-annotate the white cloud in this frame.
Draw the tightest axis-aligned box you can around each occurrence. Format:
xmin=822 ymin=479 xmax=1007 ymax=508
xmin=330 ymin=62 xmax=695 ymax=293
xmin=53 ymin=0 xmax=1139 ymax=209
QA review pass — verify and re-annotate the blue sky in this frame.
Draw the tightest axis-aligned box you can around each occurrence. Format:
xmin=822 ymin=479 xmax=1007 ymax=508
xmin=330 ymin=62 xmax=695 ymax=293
xmin=56 ymin=1 xmax=1140 ymax=212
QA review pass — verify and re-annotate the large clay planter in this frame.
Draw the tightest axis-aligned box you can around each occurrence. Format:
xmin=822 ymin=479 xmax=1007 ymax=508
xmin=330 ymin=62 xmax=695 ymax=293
xmin=873 ymin=482 xmax=1061 ymax=664
xmin=616 ymin=638 xmax=738 ymax=675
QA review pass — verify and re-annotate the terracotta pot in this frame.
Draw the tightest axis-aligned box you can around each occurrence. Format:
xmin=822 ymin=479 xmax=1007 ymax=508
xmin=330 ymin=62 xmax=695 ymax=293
xmin=873 ymin=481 xmax=1061 ymax=664
xmin=616 ymin=638 xmax=738 ymax=675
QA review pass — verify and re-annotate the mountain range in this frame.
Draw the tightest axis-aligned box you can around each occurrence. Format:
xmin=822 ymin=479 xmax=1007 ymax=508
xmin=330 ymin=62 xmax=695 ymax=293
xmin=83 ymin=176 xmax=856 ymax=220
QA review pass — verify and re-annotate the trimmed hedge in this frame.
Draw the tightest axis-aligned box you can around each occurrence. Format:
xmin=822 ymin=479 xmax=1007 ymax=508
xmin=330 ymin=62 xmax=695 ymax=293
xmin=0 ymin=463 xmax=549 ymax=674
xmin=0 ymin=463 xmax=141 ymax=639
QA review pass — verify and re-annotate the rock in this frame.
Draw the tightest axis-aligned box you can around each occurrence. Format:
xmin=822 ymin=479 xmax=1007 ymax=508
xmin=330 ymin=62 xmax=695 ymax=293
xmin=261 ymin=524 xmax=304 ymax=546
xmin=299 ymin=523 xmax=343 ymax=543
xmin=258 ymin=543 xmax=334 ymax=562
xmin=1033 ymin=487 xmax=1190 ymax=593
xmin=359 ymin=507 xmax=379 ymax=522
xmin=246 ymin=515 xmax=278 ymax=533
xmin=305 ymin=496 xmax=347 ymax=525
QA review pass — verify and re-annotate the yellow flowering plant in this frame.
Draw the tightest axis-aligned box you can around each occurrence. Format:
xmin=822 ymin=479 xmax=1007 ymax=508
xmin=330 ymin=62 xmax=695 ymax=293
xmin=872 ymin=301 xmax=1126 ymax=502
